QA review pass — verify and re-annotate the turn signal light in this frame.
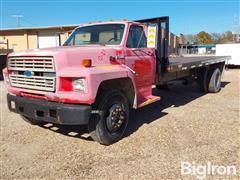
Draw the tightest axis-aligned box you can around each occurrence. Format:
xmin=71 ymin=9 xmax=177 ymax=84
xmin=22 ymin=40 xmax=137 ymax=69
xmin=82 ymin=59 xmax=92 ymax=67
xmin=60 ymin=77 xmax=72 ymax=91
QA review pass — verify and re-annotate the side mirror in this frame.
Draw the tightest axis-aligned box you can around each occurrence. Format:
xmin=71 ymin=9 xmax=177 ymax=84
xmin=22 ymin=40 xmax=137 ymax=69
xmin=147 ymin=25 xmax=157 ymax=49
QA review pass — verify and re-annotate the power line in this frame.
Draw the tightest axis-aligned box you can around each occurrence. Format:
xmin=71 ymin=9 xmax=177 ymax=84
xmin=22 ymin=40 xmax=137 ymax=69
xmin=21 ymin=17 xmax=37 ymax=26
xmin=11 ymin=14 xmax=23 ymax=27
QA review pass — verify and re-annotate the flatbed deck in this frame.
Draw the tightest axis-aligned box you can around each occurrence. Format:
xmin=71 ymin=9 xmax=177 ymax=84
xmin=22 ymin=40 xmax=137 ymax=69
xmin=168 ymin=56 xmax=229 ymax=72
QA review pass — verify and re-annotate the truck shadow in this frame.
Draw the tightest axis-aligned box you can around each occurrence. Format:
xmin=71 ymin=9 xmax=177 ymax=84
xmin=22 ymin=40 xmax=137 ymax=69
xmin=39 ymin=81 xmax=230 ymax=142
xmin=40 ymin=123 xmax=92 ymax=141
xmin=124 ymin=81 xmax=230 ymax=137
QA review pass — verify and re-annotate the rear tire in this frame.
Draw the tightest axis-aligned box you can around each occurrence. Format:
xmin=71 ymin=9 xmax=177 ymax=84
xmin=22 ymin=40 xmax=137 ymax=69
xmin=197 ymin=68 xmax=209 ymax=92
xmin=88 ymin=90 xmax=129 ymax=145
xmin=197 ymin=68 xmax=222 ymax=93
xmin=208 ymin=68 xmax=222 ymax=93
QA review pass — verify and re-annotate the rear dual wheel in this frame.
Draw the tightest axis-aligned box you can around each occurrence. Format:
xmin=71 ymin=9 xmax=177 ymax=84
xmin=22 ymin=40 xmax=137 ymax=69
xmin=197 ymin=68 xmax=222 ymax=93
xmin=208 ymin=68 xmax=221 ymax=93
xmin=88 ymin=90 xmax=129 ymax=145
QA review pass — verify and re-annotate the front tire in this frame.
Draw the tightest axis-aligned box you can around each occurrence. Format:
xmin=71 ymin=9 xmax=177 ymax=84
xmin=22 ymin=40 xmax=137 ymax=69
xmin=88 ymin=90 xmax=129 ymax=145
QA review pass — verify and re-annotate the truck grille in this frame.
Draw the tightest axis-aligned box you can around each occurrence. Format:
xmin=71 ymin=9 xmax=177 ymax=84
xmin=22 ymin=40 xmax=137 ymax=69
xmin=9 ymin=74 xmax=55 ymax=92
xmin=8 ymin=56 xmax=56 ymax=92
xmin=8 ymin=56 xmax=55 ymax=72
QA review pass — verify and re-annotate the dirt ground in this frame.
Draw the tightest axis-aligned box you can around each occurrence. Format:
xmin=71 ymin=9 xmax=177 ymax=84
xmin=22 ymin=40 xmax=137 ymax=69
xmin=0 ymin=69 xmax=239 ymax=179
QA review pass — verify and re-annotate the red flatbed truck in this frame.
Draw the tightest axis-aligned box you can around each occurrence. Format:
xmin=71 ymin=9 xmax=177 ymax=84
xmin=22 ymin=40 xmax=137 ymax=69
xmin=3 ymin=16 xmax=229 ymax=145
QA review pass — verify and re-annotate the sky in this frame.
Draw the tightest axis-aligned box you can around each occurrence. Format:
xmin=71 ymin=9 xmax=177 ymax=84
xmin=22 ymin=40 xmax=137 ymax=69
xmin=1 ymin=0 xmax=240 ymax=35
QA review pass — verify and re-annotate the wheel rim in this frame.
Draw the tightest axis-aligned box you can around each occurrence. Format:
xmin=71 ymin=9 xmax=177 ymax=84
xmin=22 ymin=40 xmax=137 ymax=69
xmin=106 ymin=104 xmax=126 ymax=133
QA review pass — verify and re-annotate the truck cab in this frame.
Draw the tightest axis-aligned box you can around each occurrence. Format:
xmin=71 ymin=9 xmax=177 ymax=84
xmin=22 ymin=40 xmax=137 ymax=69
xmin=3 ymin=17 xmax=227 ymax=145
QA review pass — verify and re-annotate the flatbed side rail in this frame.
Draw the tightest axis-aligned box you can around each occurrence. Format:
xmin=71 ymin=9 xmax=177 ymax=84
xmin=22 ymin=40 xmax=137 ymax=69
xmin=167 ymin=56 xmax=230 ymax=73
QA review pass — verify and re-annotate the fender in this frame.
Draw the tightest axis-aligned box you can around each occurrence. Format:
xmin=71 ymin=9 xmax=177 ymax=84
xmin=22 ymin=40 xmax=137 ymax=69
xmin=56 ymin=65 xmax=138 ymax=107
xmin=90 ymin=65 xmax=138 ymax=108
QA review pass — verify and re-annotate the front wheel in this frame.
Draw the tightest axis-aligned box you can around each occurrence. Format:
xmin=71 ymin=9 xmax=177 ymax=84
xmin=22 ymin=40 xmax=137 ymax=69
xmin=88 ymin=90 xmax=129 ymax=145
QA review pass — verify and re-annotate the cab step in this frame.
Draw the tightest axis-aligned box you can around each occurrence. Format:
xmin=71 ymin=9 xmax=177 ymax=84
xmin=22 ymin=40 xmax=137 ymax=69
xmin=138 ymin=95 xmax=160 ymax=108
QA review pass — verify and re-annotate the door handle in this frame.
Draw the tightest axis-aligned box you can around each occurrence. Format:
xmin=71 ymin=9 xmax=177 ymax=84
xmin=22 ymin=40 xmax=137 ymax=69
xmin=116 ymin=55 xmax=125 ymax=60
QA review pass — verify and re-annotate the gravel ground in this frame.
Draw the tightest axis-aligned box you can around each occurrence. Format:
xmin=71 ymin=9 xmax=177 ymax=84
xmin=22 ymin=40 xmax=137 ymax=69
xmin=0 ymin=69 xmax=239 ymax=179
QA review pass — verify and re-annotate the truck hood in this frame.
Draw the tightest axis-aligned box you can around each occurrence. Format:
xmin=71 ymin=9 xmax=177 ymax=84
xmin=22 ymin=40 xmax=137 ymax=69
xmin=9 ymin=45 xmax=120 ymax=69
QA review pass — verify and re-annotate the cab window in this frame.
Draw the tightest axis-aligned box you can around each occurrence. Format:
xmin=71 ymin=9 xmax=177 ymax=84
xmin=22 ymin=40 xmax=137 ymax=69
xmin=64 ymin=24 xmax=125 ymax=46
xmin=126 ymin=25 xmax=147 ymax=48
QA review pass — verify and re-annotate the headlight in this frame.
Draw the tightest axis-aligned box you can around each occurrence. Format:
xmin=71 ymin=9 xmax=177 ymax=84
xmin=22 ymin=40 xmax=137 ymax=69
xmin=72 ymin=79 xmax=86 ymax=92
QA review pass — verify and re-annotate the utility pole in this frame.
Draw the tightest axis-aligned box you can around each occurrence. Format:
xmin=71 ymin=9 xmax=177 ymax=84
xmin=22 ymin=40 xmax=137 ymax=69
xmin=11 ymin=15 xmax=23 ymax=27
xmin=232 ymin=13 xmax=240 ymax=42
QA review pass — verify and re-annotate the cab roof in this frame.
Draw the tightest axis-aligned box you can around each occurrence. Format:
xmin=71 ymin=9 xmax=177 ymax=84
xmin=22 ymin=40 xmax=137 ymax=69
xmin=76 ymin=20 xmax=142 ymax=28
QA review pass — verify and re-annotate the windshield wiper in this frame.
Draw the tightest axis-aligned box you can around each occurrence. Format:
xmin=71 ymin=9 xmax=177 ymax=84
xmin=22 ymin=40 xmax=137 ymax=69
xmin=96 ymin=42 xmax=106 ymax=46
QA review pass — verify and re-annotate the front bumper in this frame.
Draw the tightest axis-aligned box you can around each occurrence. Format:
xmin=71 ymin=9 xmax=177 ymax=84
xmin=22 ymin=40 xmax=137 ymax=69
xmin=7 ymin=94 xmax=91 ymax=125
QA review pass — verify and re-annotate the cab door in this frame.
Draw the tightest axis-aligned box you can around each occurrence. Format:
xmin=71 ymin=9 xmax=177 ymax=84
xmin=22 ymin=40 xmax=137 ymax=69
xmin=124 ymin=25 xmax=156 ymax=104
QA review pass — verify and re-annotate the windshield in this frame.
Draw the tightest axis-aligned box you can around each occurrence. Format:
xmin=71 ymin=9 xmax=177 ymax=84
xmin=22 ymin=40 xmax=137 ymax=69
xmin=64 ymin=24 xmax=125 ymax=46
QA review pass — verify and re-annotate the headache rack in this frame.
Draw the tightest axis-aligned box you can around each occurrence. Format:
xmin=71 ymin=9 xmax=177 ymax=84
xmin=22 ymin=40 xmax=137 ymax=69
xmin=136 ymin=16 xmax=170 ymax=74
